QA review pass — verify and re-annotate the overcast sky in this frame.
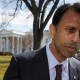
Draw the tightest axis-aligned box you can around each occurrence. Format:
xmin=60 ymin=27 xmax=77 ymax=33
xmin=0 ymin=0 xmax=80 ymax=32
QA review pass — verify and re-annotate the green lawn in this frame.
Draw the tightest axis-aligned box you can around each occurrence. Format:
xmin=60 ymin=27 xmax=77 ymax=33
xmin=0 ymin=56 xmax=12 ymax=80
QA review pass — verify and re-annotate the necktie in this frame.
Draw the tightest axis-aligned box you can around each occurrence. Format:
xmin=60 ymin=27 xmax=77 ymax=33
xmin=55 ymin=64 xmax=63 ymax=80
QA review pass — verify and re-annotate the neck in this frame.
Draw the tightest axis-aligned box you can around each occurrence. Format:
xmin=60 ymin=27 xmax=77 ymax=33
xmin=49 ymin=43 xmax=67 ymax=62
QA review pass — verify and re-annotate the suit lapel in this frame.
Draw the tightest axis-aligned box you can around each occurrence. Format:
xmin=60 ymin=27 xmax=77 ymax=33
xmin=68 ymin=58 xmax=78 ymax=80
xmin=32 ymin=46 xmax=50 ymax=80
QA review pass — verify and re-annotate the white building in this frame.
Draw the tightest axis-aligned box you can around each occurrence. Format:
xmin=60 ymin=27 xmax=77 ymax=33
xmin=0 ymin=29 xmax=51 ymax=54
xmin=41 ymin=30 xmax=51 ymax=47
xmin=0 ymin=29 xmax=25 ymax=54
xmin=23 ymin=30 xmax=51 ymax=52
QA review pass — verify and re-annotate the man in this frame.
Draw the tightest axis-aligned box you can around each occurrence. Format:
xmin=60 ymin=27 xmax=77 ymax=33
xmin=3 ymin=3 xmax=80 ymax=80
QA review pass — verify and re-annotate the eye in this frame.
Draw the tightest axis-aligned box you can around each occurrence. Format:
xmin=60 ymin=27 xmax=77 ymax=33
xmin=66 ymin=27 xmax=76 ymax=33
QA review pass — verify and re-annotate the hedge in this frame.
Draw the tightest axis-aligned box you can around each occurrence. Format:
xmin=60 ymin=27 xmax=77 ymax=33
xmin=0 ymin=52 xmax=13 ymax=56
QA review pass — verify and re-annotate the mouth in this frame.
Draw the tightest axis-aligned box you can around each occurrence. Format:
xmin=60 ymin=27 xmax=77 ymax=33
xmin=66 ymin=46 xmax=77 ymax=53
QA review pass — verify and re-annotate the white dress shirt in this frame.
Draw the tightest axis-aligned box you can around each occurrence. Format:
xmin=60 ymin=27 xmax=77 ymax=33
xmin=46 ymin=44 xmax=69 ymax=80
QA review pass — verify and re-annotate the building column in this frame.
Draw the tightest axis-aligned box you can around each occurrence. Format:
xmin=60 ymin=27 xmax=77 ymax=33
xmin=6 ymin=37 xmax=8 ymax=52
xmin=12 ymin=37 xmax=14 ymax=54
xmin=20 ymin=38 xmax=22 ymax=53
xmin=17 ymin=37 xmax=19 ymax=54
xmin=3 ymin=37 xmax=6 ymax=52
xmin=0 ymin=37 xmax=2 ymax=51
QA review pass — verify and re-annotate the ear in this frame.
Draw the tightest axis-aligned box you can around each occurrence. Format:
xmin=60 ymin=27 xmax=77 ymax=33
xmin=49 ymin=24 xmax=56 ymax=39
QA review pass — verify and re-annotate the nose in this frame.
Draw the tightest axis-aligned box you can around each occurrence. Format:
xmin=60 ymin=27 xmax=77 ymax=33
xmin=73 ymin=32 xmax=80 ymax=43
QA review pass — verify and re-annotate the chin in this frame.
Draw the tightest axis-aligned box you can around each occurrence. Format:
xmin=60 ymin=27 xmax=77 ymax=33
xmin=62 ymin=53 xmax=74 ymax=58
xmin=66 ymin=54 xmax=75 ymax=58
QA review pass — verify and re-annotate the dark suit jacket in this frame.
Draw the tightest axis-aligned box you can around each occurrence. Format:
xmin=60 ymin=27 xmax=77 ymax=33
xmin=3 ymin=46 xmax=80 ymax=80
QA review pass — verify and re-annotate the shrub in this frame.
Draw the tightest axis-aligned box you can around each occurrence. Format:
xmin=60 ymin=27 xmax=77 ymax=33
xmin=0 ymin=52 xmax=4 ymax=55
xmin=0 ymin=52 xmax=13 ymax=56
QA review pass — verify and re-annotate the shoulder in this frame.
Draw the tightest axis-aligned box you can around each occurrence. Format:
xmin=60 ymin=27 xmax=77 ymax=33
xmin=69 ymin=57 xmax=80 ymax=64
xmin=69 ymin=57 xmax=80 ymax=69
xmin=12 ymin=46 xmax=46 ymax=62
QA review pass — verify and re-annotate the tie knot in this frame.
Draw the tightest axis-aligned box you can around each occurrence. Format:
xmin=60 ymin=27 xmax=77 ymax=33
xmin=55 ymin=64 xmax=63 ymax=72
xmin=55 ymin=64 xmax=63 ymax=69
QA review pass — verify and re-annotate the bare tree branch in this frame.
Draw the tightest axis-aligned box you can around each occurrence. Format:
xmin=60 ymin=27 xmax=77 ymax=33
xmin=0 ymin=0 xmax=20 ymax=27
xmin=1 ymin=0 xmax=60 ymax=49
xmin=30 ymin=0 xmax=38 ymax=15
xmin=38 ymin=0 xmax=45 ymax=13
xmin=22 ymin=0 xmax=34 ymax=14
xmin=19 ymin=0 xmax=23 ymax=10
xmin=40 ymin=0 xmax=52 ymax=27
xmin=2 ymin=0 xmax=16 ymax=9
xmin=41 ymin=0 xmax=59 ymax=30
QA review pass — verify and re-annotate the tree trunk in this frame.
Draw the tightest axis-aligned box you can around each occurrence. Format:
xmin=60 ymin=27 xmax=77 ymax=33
xmin=33 ymin=16 xmax=43 ymax=50
xmin=23 ymin=0 xmax=60 ymax=50
xmin=33 ymin=30 xmax=43 ymax=50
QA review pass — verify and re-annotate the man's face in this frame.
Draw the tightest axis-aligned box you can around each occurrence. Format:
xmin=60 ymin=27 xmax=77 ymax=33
xmin=50 ymin=9 xmax=80 ymax=61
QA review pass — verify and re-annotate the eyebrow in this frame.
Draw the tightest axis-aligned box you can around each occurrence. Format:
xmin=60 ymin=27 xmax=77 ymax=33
xmin=65 ymin=25 xmax=78 ymax=28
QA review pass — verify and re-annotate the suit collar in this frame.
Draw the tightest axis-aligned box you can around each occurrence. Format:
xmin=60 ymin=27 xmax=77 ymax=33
xmin=68 ymin=58 xmax=78 ymax=80
xmin=32 ymin=46 xmax=50 ymax=80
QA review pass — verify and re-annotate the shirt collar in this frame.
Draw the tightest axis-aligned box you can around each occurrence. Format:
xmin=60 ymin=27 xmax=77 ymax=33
xmin=46 ymin=44 xmax=59 ymax=70
xmin=61 ymin=58 xmax=68 ymax=73
xmin=46 ymin=44 xmax=68 ymax=73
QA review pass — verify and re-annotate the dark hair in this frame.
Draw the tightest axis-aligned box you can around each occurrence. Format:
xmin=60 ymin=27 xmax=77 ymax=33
xmin=52 ymin=3 xmax=80 ymax=27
